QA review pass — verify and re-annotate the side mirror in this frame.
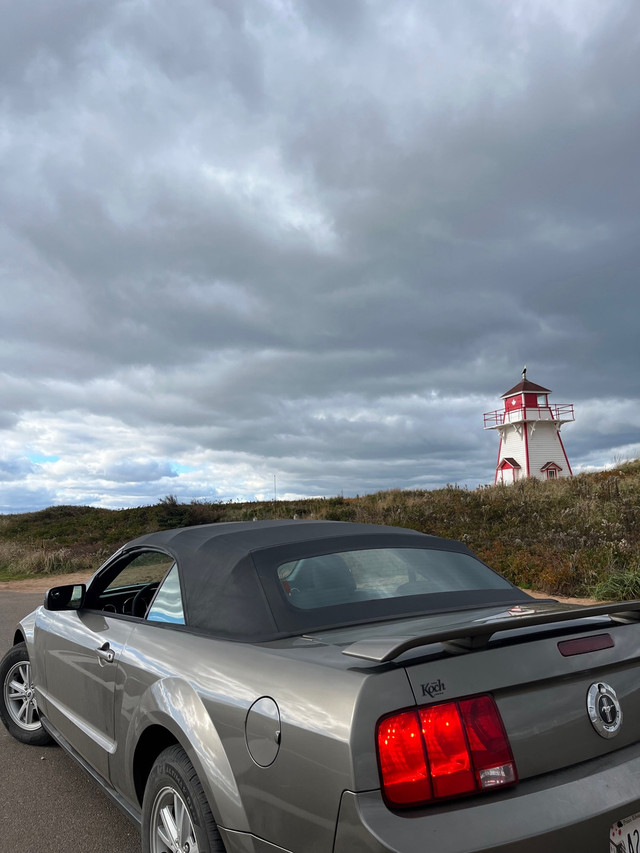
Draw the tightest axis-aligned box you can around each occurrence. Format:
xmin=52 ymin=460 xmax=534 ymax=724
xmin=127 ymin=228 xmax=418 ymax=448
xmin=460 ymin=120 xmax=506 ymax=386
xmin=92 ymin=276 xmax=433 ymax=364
xmin=44 ymin=583 xmax=86 ymax=611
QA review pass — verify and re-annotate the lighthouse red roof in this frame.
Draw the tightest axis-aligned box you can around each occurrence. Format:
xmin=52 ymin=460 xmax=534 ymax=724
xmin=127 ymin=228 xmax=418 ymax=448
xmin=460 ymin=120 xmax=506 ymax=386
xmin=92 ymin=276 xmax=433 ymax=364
xmin=501 ymin=378 xmax=551 ymax=398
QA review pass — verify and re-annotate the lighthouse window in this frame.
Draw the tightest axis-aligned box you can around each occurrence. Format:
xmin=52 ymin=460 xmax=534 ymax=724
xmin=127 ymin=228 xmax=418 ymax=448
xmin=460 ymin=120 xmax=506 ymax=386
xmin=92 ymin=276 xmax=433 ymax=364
xmin=547 ymin=469 xmax=557 ymax=479
xmin=537 ymin=394 xmax=547 ymax=406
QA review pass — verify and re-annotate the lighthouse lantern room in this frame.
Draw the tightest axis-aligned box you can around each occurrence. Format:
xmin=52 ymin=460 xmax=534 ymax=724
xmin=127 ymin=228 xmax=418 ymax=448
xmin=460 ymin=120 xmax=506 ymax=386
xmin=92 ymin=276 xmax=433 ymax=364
xmin=483 ymin=368 xmax=574 ymax=484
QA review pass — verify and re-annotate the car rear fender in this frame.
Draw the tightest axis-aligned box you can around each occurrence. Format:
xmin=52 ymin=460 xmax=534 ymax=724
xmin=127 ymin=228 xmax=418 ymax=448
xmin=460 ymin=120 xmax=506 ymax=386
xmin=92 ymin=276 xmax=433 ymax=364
xmin=124 ymin=675 xmax=250 ymax=833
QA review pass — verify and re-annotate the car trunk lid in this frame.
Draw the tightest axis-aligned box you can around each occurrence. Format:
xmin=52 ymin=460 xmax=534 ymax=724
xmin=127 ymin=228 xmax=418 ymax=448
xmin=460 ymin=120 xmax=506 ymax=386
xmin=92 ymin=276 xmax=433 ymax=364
xmin=340 ymin=600 xmax=640 ymax=781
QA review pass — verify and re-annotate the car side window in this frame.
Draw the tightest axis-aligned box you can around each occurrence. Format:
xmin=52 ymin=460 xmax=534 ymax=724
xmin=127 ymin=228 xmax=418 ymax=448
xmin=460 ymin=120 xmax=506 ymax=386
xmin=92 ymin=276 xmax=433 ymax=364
xmin=146 ymin=563 xmax=186 ymax=625
xmin=102 ymin=553 xmax=175 ymax=592
xmin=91 ymin=551 xmax=175 ymax=616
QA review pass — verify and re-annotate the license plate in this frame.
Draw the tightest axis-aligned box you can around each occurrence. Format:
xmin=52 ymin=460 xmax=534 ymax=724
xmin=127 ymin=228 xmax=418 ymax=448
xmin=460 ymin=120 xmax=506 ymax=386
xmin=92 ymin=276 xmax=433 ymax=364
xmin=611 ymin=812 xmax=640 ymax=852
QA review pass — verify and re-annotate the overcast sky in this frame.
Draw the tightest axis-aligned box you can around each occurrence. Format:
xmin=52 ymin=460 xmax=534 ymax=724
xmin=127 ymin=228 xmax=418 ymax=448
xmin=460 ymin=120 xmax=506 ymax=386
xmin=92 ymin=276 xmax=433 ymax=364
xmin=1 ymin=0 xmax=639 ymax=513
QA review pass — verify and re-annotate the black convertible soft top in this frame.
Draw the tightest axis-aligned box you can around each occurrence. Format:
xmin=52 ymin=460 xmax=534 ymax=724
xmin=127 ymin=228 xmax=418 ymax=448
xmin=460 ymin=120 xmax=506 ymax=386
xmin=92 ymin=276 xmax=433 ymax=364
xmin=123 ymin=520 xmax=527 ymax=640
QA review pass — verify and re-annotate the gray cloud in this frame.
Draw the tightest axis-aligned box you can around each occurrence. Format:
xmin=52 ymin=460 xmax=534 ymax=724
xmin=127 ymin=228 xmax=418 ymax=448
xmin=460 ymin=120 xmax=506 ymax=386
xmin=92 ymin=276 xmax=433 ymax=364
xmin=0 ymin=0 xmax=638 ymax=511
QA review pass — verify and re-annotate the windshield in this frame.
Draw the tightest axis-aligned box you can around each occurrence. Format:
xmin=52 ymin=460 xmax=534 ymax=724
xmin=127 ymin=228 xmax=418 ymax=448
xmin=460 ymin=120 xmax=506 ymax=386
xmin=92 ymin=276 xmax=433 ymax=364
xmin=277 ymin=547 xmax=512 ymax=610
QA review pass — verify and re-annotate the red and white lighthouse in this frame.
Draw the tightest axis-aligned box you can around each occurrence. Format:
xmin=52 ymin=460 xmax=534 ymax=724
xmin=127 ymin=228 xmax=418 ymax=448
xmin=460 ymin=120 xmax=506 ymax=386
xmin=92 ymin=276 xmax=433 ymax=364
xmin=483 ymin=368 xmax=574 ymax=484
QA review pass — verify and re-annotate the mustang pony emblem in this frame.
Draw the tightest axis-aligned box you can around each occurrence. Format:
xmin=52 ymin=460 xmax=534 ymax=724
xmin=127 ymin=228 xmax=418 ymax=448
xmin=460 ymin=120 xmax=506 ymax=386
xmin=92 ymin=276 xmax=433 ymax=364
xmin=587 ymin=682 xmax=623 ymax=739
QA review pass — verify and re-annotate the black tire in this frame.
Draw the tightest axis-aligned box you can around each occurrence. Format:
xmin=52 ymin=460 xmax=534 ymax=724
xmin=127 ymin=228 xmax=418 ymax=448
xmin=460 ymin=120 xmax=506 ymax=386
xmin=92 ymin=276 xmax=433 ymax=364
xmin=142 ymin=744 xmax=225 ymax=853
xmin=0 ymin=641 xmax=52 ymax=746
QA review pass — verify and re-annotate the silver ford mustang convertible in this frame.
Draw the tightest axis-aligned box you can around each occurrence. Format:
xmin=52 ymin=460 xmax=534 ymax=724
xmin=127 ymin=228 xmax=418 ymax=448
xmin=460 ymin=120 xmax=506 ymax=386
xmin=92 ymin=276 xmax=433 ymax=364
xmin=2 ymin=520 xmax=640 ymax=853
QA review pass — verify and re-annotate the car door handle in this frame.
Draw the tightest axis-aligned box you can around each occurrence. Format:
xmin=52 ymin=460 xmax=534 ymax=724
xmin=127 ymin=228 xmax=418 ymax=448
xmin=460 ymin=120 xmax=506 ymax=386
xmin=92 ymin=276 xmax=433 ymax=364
xmin=96 ymin=643 xmax=115 ymax=664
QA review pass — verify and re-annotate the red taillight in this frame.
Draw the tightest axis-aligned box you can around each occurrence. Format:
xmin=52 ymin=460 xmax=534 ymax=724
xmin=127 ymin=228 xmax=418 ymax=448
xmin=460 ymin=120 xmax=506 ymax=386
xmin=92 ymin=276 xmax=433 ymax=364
xmin=377 ymin=695 xmax=517 ymax=807
xmin=459 ymin=695 xmax=517 ymax=790
xmin=376 ymin=711 xmax=432 ymax=805
xmin=420 ymin=703 xmax=475 ymax=798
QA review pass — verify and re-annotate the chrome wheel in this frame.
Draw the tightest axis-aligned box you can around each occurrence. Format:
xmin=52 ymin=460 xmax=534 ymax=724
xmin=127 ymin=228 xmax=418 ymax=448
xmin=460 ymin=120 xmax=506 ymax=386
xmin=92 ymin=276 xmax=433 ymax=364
xmin=4 ymin=659 xmax=40 ymax=731
xmin=150 ymin=785 xmax=200 ymax=853
xmin=142 ymin=745 xmax=224 ymax=853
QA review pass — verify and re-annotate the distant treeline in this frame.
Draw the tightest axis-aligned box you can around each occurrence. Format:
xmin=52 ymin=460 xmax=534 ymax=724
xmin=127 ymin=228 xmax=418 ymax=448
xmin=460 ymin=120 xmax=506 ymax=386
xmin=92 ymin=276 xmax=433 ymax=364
xmin=2 ymin=459 xmax=640 ymax=600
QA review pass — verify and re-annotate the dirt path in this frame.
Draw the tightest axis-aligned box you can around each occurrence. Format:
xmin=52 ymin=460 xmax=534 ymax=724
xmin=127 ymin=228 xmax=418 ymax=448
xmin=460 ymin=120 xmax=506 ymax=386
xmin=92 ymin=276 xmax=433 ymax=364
xmin=0 ymin=572 xmax=603 ymax=606
xmin=524 ymin=589 xmax=604 ymax=607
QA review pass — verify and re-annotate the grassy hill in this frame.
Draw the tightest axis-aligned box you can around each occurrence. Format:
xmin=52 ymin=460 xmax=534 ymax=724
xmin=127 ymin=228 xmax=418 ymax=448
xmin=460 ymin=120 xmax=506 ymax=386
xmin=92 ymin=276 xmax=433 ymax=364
xmin=2 ymin=460 xmax=640 ymax=599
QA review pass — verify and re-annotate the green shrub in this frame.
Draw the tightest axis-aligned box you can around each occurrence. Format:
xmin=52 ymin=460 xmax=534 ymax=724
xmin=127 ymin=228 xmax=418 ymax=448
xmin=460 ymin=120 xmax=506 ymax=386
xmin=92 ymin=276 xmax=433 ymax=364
xmin=593 ymin=569 xmax=640 ymax=601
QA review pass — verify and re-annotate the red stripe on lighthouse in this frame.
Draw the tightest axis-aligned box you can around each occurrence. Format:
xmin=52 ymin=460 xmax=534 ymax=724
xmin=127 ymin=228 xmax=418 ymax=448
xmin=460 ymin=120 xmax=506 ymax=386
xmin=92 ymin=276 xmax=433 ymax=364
xmin=494 ymin=434 xmax=503 ymax=484
xmin=557 ymin=430 xmax=573 ymax=475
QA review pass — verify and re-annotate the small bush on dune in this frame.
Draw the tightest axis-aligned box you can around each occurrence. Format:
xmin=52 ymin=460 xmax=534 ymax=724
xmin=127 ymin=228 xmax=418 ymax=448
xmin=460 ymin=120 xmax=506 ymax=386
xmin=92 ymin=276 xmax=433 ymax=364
xmin=593 ymin=566 xmax=640 ymax=601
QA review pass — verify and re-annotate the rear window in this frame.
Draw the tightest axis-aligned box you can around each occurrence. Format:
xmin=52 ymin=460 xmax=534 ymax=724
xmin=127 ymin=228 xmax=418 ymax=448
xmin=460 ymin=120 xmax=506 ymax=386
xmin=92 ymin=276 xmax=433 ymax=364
xmin=277 ymin=547 xmax=512 ymax=610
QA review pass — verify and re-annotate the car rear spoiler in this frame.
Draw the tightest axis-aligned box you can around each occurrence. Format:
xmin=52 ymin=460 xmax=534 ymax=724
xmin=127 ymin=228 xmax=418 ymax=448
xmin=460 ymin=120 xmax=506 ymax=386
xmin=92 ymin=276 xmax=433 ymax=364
xmin=341 ymin=600 xmax=640 ymax=662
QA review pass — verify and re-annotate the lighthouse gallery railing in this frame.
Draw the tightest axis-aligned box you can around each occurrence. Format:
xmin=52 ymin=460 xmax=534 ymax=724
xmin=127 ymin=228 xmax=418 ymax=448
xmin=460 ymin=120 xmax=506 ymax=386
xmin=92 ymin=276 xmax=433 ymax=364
xmin=483 ymin=404 xmax=575 ymax=429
